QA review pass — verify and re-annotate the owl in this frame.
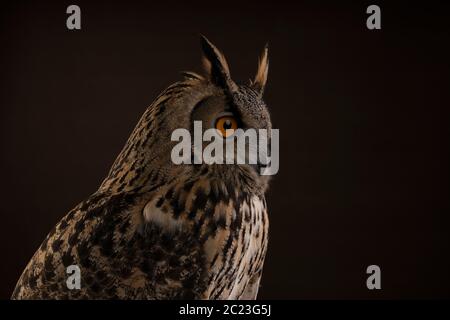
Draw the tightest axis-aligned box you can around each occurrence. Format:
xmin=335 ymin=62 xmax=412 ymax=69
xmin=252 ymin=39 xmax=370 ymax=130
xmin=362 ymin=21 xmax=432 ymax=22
xmin=12 ymin=36 xmax=272 ymax=300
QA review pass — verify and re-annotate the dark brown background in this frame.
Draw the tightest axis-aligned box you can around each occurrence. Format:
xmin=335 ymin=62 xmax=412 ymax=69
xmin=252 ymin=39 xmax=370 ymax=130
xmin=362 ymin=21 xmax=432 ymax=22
xmin=1 ymin=0 xmax=449 ymax=299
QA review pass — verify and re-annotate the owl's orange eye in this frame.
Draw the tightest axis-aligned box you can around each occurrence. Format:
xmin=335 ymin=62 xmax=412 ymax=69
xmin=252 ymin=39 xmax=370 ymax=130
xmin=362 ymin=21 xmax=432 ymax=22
xmin=215 ymin=116 xmax=238 ymax=137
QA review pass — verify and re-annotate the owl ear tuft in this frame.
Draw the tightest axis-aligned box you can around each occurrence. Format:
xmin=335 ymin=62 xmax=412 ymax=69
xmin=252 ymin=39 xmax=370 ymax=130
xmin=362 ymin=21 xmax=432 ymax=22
xmin=200 ymin=35 xmax=238 ymax=92
xmin=252 ymin=43 xmax=269 ymax=96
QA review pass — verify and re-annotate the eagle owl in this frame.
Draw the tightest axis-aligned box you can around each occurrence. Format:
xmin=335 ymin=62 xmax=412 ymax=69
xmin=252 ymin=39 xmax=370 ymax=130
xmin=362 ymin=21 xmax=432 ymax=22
xmin=12 ymin=36 xmax=272 ymax=300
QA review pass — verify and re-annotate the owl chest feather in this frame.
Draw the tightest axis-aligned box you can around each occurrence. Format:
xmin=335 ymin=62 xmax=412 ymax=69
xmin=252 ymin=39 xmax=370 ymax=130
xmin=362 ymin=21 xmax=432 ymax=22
xmin=143 ymin=181 xmax=269 ymax=300
xmin=206 ymin=195 xmax=269 ymax=299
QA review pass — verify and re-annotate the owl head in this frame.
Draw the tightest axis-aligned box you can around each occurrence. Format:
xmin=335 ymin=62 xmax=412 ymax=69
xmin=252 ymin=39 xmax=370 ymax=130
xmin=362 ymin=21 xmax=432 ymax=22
xmin=100 ymin=36 xmax=274 ymax=195
xmin=170 ymin=36 xmax=273 ymax=193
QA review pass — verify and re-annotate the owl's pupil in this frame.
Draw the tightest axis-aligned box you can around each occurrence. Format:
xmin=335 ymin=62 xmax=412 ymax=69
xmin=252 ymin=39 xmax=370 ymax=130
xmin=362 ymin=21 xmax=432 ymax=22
xmin=223 ymin=120 xmax=232 ymax=130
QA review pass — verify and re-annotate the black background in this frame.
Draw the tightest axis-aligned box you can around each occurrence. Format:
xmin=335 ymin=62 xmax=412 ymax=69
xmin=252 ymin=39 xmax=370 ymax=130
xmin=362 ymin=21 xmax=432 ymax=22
xmin=1 ymin=0 xmax=449 ymax=299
